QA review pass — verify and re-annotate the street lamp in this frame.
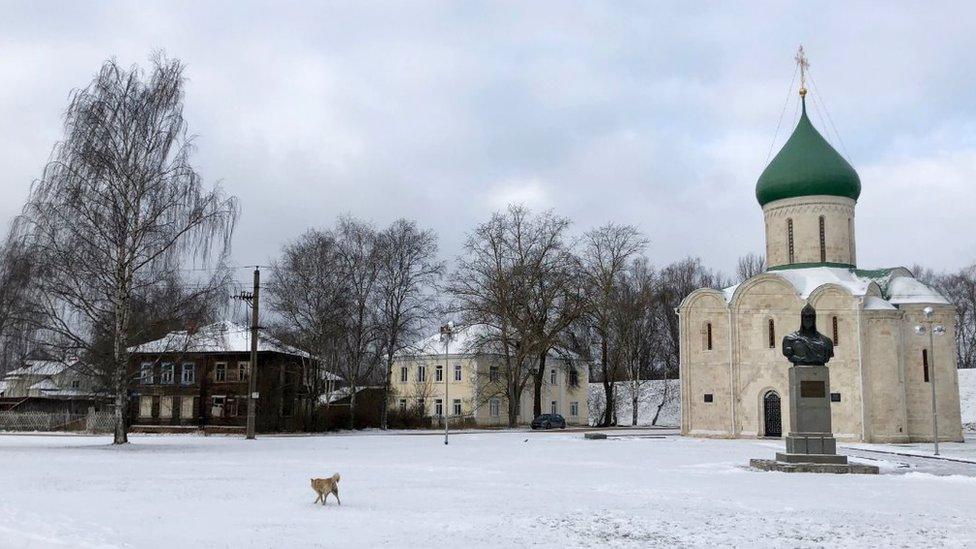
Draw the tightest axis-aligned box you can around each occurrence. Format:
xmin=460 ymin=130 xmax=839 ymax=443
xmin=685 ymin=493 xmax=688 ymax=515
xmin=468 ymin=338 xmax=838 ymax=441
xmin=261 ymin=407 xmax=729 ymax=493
xmin=914 ymin=306 xmax=946 ymax=456
xmin=439 ymin=322 xmax=455 ymax=446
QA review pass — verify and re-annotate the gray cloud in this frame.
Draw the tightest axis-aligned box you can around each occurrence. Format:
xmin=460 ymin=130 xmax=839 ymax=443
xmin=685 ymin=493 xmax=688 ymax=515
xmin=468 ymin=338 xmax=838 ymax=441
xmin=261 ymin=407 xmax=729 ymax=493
xmin=1 ymin=1 xmax=974 ymax=279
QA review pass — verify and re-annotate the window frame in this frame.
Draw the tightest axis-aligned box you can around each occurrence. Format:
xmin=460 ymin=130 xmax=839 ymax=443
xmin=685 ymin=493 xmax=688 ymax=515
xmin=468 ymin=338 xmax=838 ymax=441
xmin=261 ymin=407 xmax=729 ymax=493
xmin=550 ymin=400 xmax=557 ymax=414
xmin=238 ymin=361 xmax=249 ymax=382
xmin=768 ymin=318 xmax=776 ymax=349
xmin=140 ymin=362 xmax=154 ymax=385
xmin=417 ymin=364 xmax=426 ymax=383
xmin=819 ymin=215 xmax=826 ymax=262
xmin=454 ymin=363 xmax=462 ymax=382
xmin=211 ymin=395 xmax=226 ymax=418
xmin=452 ymin=399 xmax=461 ymax=416
xmin=181 ymin=363 xmax=196 ymax=385
xmin=434 ymin=398 xmax=444 ymax=417
xmin=787 ymin=218 xmax=795 ymax=264
xmin=489 ymin=365 xmax=500 ymax=383
xmin=160 ymin=363 xmax=175 ymax=385
xmin=400 ymin=366 xmax=408 ymax=383
xmin=570 ymin=401 xmax=579 ymax=417
xmin=832 ymin=316 xmax=839 ymax=346
xmin=435 ymin=364 xmax=443 ymax=382
xmin=215 ymin=362 xmax=227 ymax=382
xmin=489 ymin=398 xmax=500 ymax=417
xmin=923 ymin=349 xmax=930 ymax=382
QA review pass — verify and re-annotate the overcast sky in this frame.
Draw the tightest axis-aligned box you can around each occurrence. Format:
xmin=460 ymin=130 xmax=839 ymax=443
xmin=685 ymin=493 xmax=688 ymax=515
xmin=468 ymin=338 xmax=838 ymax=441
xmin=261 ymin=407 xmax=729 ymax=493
xmin=2 ymin=1 xmax=974 ymax=280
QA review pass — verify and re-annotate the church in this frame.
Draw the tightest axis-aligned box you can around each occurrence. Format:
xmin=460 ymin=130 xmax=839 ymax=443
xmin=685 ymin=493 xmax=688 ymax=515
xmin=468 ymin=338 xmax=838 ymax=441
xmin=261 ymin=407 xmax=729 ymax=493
xmin=677 ymin=71 xmax=964 ymax=443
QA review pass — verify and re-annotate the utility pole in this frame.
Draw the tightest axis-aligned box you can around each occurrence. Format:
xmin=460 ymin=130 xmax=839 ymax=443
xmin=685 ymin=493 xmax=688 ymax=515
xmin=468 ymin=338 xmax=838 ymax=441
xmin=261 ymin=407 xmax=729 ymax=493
xmin=440 ymin=322 xmax=454 ymax=446
xmin=247 ymin=268 xmax=260 ymax=440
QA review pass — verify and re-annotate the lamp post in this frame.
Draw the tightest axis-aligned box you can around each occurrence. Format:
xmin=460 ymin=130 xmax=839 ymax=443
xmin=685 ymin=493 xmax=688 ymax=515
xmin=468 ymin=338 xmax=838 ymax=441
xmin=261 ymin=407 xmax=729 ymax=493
xmin=439 ymin=322 xmax=455 ymax=446
xmin=914 ymin=306 xmax=946 ymax=456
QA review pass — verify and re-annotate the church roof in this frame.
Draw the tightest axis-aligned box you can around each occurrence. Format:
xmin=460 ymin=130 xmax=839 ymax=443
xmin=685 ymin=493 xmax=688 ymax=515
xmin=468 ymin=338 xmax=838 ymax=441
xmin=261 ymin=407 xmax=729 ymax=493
xmin=756 ymin=98 xmax=861 ymax=207
xmin=719 ymin=266 xmax=948 ymax=308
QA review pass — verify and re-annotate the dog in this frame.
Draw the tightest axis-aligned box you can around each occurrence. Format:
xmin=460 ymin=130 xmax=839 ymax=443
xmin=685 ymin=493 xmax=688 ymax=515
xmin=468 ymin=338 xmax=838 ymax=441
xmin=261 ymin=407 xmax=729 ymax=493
xmin=311 ymin=473 xmax=341 ymax=506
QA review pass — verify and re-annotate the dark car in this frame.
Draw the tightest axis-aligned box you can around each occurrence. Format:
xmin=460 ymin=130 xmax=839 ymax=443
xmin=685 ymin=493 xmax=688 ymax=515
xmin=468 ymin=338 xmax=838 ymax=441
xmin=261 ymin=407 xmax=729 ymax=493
xmin=531 ymin=413 xmax=567 ymax=430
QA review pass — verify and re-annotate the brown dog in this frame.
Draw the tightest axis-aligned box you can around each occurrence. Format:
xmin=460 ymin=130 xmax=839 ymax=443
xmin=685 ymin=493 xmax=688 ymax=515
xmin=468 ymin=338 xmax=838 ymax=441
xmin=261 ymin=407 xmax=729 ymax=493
xmin=311 ymin=473 xmax=341 ymax=506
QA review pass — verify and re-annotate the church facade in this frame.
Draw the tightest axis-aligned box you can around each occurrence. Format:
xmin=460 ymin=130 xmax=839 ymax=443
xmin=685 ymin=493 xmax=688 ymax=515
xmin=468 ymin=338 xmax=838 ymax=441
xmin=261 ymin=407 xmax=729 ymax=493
xmin=678 ymin=90 xmax=964 ymax=443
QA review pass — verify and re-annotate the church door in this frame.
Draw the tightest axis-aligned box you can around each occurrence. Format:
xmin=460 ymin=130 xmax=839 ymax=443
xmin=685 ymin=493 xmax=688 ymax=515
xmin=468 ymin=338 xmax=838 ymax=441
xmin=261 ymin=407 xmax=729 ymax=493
xmin=763 ymin=391 xmax=782 ymax=437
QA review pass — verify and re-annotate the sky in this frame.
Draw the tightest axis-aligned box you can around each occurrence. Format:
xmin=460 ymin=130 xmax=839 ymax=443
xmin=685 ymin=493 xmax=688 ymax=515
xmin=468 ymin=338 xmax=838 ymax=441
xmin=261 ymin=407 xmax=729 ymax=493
xmin=1 ymin=1 xmax=975 ymax=280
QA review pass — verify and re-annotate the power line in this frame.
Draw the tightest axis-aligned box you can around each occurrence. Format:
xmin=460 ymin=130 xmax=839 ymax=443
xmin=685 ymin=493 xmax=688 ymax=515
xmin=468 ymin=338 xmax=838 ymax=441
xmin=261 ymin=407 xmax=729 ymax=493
xmin=766 ymin=62 xmax=800 ymax=164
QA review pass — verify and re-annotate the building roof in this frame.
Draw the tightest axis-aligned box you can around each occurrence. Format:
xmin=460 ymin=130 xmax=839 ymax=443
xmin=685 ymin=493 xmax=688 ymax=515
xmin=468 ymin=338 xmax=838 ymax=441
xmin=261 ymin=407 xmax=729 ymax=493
xmin=717 ymin=266 xmax=948 ymax=308
xmin=4 ymin=359 xmax=75 ymax=378
xmin=756 ymin=98 xmax=861 ymax=207
xmin=399 ymin=324 xmax=579 ymax=360
xmin=129 ymin=321 xmax=312 ymax=358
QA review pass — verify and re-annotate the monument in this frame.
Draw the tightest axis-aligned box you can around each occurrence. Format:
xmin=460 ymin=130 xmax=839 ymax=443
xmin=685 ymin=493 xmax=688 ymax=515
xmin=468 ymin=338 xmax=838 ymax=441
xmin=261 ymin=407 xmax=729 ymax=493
xmin=751 ymin=304 xmax=879 ymax=474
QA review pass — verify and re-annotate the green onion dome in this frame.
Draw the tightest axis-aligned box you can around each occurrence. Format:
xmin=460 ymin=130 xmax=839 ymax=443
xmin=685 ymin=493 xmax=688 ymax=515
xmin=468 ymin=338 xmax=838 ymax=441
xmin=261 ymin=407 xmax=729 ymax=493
xmin=756 ymin=98 xmax=861 ymax=207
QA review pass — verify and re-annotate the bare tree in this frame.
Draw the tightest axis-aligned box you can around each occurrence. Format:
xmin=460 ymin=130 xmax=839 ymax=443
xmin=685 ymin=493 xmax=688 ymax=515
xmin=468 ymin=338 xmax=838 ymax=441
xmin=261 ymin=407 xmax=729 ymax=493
xmin=0 ymin=240 xmax=40 ymax=375
xmin=932 ymin=265 xmax=976 ymax=370
xmin=267 ymin=229 xmax=348 ymax=428
xmin=736 ymin=252 xmax=765 ymax=283
xmin=449 ymin=206 xmax=554 ymax=427
xmin=610 ymin=258 xmax=659 ymax=425
xmin=13 ymin=55 xmax=238 ymax=444
xmin=580 ymin=223 xmax=647 ymax=427
xmin=374 ymin=219 xmax=443 ymax=429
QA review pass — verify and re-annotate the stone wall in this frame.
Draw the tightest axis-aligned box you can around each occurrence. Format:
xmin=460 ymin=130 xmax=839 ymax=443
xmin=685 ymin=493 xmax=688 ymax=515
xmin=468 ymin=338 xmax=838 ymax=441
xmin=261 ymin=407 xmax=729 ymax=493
xmin=763 ymin=195 xmax=856 ymax=268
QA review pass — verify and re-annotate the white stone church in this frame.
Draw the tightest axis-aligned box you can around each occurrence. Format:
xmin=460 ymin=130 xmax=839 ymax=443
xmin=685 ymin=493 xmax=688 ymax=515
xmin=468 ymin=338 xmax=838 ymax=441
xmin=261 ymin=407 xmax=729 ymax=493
xmin=678 ymin=89 xmax=964 ymax=443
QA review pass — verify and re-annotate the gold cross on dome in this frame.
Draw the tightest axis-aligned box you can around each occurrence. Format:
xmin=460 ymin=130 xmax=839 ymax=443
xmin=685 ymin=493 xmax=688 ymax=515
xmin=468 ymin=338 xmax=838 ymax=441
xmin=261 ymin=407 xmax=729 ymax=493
xmin=795 ymin=45 xmax=810 ymax=97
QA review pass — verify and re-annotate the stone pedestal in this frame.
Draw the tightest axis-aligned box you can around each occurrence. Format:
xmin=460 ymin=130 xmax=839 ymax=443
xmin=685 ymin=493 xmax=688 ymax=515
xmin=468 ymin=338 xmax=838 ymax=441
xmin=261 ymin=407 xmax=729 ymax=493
xmin=750 ymin=365 xmax=877 ymax=474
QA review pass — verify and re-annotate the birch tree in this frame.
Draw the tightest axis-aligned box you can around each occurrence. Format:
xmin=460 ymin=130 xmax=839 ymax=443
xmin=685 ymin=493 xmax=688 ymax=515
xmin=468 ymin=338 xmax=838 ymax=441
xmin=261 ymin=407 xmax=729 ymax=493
xmin=13 ymin=55 xmax=238 ymax=444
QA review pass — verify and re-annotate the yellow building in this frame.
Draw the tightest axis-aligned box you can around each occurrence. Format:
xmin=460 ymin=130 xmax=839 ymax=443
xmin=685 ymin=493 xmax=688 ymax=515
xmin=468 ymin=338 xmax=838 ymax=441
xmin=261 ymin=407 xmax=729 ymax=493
xmin=391 ymin=325 xmax=589 ymax=426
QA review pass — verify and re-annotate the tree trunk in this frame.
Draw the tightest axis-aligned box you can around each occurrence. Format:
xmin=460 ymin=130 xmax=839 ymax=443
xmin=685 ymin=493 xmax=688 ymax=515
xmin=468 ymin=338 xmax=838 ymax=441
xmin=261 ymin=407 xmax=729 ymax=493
xmin=507 ymin=386 xmax=519 ymax=428
xmin=600 ymin=338 xmax=614 ymax=427
xmin=349 ymin=382 xmax=357 ymax=430
xmin=631 ymin=381 xmax=639 ymax=426
xmin=532 ymin=352 xmax=547 ymax=418
xmin=113 ymin=368 xmax=128 ymax=444
xmin=381 ymin=355 xmax=393 ymax=430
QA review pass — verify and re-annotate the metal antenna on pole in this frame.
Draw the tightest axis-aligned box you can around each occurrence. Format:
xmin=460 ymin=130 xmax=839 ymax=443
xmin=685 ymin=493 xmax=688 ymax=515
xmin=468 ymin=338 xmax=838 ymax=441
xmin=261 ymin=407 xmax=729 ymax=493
xmin=233 ymin=267 xmax=260 ymax=440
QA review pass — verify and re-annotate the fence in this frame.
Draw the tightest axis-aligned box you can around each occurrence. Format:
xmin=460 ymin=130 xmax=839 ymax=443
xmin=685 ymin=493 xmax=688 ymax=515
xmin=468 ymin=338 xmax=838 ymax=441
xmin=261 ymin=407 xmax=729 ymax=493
xmin=0 ymin=410 xmax=114 ymax=433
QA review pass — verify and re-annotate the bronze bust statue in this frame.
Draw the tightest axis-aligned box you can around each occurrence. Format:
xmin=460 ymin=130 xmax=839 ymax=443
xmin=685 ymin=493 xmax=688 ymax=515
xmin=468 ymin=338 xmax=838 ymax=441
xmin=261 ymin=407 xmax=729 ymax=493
xmin=782 ymin=304 xmax=834 ymax=366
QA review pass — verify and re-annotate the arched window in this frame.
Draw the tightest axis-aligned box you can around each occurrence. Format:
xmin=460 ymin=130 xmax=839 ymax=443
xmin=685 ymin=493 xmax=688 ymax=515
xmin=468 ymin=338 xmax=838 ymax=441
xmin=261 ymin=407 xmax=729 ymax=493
xmin=704 ymin=322 xmax=713 ymax=351
xmin=787 ymin=218 xmax=795 ymax=264
xmin=819 ymin=216 xmax=826 ymax=262
xmin=832 ymin=316 xmax=839 ymax=346
xmin=768 ymin=319 xmax=776 ymax=349
xmin=922 ymin=349 xmax=930 ymax=382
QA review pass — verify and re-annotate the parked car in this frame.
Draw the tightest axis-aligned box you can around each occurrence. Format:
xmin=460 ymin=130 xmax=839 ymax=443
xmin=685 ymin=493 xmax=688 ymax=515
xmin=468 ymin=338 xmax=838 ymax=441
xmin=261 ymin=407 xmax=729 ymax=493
xmin=531 ymin=413 xmax=566 ymax=430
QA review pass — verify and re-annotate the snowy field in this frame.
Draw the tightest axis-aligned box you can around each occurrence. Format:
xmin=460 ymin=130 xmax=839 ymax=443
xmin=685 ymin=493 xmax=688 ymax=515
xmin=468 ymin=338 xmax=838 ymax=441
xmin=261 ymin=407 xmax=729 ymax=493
xmin=3 ymin=432 xmax=976 ymax=548
xmin=588 ymin=380 xmax=680 ymax=427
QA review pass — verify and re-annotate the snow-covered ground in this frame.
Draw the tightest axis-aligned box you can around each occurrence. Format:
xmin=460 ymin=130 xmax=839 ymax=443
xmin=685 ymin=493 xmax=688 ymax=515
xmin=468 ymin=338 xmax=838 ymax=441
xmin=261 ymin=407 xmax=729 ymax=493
xmin=588 ymin=380 xmax=680 ymax=427
xmin=3 ymin=432 xmax=976 ymax=548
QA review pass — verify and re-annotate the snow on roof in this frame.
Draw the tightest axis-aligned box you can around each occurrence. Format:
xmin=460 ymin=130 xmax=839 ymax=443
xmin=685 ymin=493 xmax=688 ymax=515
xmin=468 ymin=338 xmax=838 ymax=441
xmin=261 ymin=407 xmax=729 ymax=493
xmin=399 ymin=324 xmax=579 ymax=360
xmin=886 ymin=276 xmax=950 ymax=305
xmin=722 ymin=267 xmax=948 ymax=309
xmin=29 ymin=378 xmax=59 ymax=392
xmin=863 ymin=296 xmax=897 ymax=311
xmin=129 ymin=321 xmax=312 ymax=358
xmin=4 ymin=359 xmax=75 ymax=378
xmin=0 ymin=380 xmax=7 ymax=394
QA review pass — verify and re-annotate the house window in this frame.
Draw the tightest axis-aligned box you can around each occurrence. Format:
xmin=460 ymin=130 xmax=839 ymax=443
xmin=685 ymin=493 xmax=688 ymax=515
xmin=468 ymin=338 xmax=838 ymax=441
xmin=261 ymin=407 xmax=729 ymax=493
xmin=160 ymin=396 xmax=173 ymax=419
xmin=489 ymin=365 xmax=500 ymax=382
xmin=416 ymin=398 xmax=425 ymax=415
xmin=70 ymin=379 xmax=81 ymax=389
xmin=238 ymin=361 xmax=249 ymax=381
xmin=139 ymin=396 xmax=154 ymax=418
xmin=435 ymin=365 xmax=443 ymax=382
xmin=704 ymin=393 xmax=714 ymax=403
xmin=215 ymin=362 xmax=227 ymax=382
xmin=768 ymin=319 xmax=776 ymax=349
xmin=140 ymin=363 xmax=153 ymax=384
xmin=570 ymin=401 xmax=579 ymax=417
xmin=569 ymin=368 xmax=579 ymax=387
xmin=227 ymin=399 xmax=239 ymax=417
xmin=832 ymin=316 xmax=839 ymax=346
xmin=160 ymin=363 xmax=174 ymax=384
xmin=787 ymin=218 xmax=795 ymax=264
xmin=922 ymin=349 xmax=929 ymax=382
xmin=211 ymin=396 xmax=225 ymax=418
xmin=705 ymin=322 xmax=713 ymax=351
xmin=417 ymin=365 xmax=426 ymax=383
xmin=550 ymin=368 xmax=557 ymax=385
xmin=819 ymin=215 xmax=826 ymax=262
xmin=454 ymin=364 xmax=462 ymax=382
xmin=181 ymin=363 xmax=195 ymax=385
xmin=435 ymin=398 xmax=443 ymax=417
xmin=489 ymin=398 xmax=500 ymax=417
xmin=181 ymin=396 xmax=195 ymax=419
xmin=398 ymin=399 xmax=407 ymax=412
xmin=452 ymin=399 xmax=461 ymax=416
xmin=550 ymin=401 xmax=558 ymax=414
xmin=400 ymin=366 xmax=408 ymax=383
